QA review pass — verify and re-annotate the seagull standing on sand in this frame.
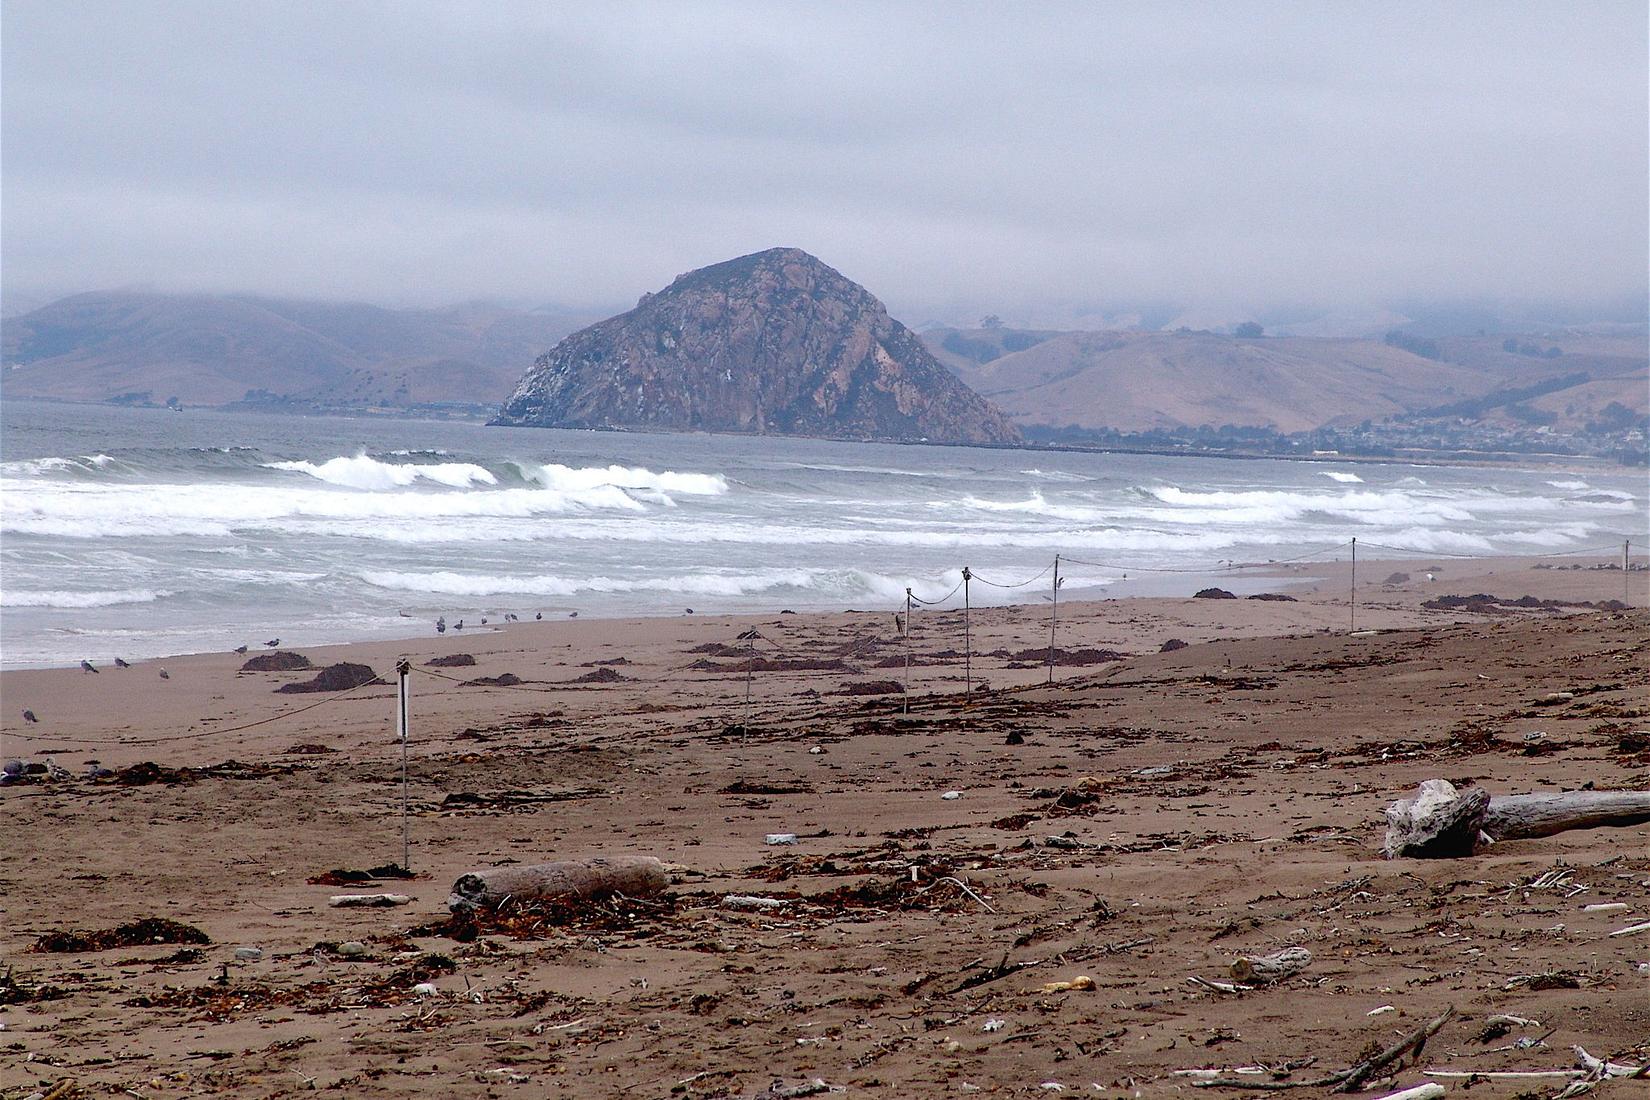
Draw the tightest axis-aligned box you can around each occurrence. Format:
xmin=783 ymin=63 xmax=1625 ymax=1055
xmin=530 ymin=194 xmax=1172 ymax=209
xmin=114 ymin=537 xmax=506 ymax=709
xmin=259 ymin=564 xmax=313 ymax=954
xmin=22 ymin=709 xmax=38 ymax=723
xmin=264 ymin=638 xmax=280 ymax=647
xmin=234 ymin=645 xmax=248 ymax=654
xmin=114 ymin=657 xmax=131 ymax=668
xmin=159 ymin=668 xmax=170 ymax=679
xmin=80 ymin=660 xmax=99 ymax=674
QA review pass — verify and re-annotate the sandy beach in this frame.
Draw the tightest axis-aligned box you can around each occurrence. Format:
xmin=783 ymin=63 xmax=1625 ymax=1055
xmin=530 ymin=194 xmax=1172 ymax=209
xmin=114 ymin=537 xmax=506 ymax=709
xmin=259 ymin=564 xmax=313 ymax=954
xmin=3 ymin=552 xmax=1647 ymax=1098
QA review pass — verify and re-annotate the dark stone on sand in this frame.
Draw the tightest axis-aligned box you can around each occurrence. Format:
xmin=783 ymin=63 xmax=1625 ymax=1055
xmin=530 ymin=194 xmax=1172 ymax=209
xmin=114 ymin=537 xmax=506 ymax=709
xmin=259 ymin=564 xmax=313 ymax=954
xmin=426 ymin=653 xmax=477 ymax=667
xmin=1159 ymin=638 xmax=1189 ymax=652
xmin=1005 ymin=730 xmax=1026 ymax=746
xmin=1382 ymin=572 xmax=1411 ymax=585
xmin=240 ymin=650 xmax=313 ymax=672
xmin=572 ymin=667 xmax=626 ymax=684
xmin=275 ymin=662 xmax=379 ymax=693
xmin=465 ymin=673 xmax=524 ymax=687
xmin=832 ymin=679 xmax=903 ymax=696
xmin=1246 ymin=593 xmax=1298 ymax=602
xmin=1193 ymin=587 xmax=1237 ymax=599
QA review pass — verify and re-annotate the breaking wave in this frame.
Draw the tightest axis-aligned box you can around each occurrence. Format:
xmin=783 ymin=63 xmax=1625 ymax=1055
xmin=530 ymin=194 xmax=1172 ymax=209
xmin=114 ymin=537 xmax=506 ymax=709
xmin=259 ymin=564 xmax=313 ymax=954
xmin=3 ymin=587 xmax=171 ymax=608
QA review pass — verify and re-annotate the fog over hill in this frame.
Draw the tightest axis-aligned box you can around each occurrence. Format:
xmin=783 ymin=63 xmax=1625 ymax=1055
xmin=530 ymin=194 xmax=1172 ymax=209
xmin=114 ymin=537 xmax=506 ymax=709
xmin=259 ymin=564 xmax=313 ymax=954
xmin=1 ymin=292 xmax=597 ymax=413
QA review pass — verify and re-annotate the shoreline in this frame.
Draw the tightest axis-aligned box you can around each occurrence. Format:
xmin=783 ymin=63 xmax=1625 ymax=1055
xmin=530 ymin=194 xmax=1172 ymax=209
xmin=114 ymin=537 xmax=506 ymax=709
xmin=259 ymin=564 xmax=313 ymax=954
xmin=4 ymin=394 xmax=1640 ymax=471
xmin=4 ymin=549 xmax=1644 ymax=674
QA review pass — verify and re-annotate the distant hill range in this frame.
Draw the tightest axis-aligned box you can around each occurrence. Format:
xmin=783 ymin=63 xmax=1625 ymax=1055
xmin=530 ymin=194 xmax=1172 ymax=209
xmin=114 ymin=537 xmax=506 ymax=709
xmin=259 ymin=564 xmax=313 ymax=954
xmin=4 ymin=283 xmax=1642 ymax=454
xmin=923 ymin=325 xmax=1648 ymax=437
xmin=1 ymin=291 xmax=597 ymax=414
xmin=493 ymin=248 xmax=1020 ymax=445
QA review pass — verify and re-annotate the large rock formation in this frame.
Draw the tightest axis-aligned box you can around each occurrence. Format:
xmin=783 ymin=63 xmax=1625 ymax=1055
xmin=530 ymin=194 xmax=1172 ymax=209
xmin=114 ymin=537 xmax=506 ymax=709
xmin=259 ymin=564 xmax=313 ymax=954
xmin=491 ymin=248 xmax=1020 ymax=445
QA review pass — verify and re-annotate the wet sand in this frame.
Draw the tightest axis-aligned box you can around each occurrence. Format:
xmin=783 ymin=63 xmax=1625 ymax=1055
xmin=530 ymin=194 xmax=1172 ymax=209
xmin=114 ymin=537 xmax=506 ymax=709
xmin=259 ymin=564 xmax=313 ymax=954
xmin=2 ymin=553 xmax=1647 ymax=1098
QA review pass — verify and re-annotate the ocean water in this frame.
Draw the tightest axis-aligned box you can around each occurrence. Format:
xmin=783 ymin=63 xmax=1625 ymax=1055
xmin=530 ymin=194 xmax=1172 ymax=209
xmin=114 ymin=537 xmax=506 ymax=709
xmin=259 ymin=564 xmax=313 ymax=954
xmin=2 ymin=399 xmax=1643 ymax=669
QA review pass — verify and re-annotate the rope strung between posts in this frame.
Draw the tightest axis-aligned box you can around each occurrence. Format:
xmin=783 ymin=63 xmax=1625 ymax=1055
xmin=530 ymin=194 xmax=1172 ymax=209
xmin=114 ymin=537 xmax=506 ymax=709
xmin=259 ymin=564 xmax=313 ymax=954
xmin=969 ymin=559 xmax=1055 ymax=589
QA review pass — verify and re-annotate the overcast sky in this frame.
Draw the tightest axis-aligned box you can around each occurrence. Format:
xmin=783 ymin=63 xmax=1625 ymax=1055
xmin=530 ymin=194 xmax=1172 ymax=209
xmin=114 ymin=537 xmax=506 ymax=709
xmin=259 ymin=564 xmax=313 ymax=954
xmin=3 ymin=1 xmax=1645 ymax=323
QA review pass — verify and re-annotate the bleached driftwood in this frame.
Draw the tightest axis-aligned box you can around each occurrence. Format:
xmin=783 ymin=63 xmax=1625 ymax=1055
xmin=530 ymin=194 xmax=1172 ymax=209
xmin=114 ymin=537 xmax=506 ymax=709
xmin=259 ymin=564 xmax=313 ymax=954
xmin=1369 ymin=1085 xmax=1444 ymax=1100
xmin=329 ymin=893 xmax=412 ymax=907
xmin=1485 ymin=791 xmax=1650 ymax=840
xmin=1230 ymin=946 xmax=1312 ymax=984
xmin=1385 ymin=780 xmax=1650 ymax=859
xmin=447 ymin=855 xmax=667 ymax=912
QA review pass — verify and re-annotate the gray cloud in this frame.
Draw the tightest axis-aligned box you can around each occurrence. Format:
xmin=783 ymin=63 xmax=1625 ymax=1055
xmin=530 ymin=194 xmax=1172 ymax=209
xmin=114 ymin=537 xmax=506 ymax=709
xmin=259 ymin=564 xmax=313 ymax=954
xmin=3 ymin=1 xmax=1645 ymax=322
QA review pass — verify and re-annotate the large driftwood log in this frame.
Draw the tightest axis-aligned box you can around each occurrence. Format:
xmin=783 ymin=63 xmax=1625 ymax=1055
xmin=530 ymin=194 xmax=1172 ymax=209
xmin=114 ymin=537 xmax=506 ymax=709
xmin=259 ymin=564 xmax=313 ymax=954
xmin=1230 ymin=946 xmax=1312 ymax=984
xmin=448 ymin=855 xmax=667 ymax=912
xmin=1386 ymin=781 xmax=1650 ymax=859
xmin=1484 ymin=791 xmax=1650 ymax=840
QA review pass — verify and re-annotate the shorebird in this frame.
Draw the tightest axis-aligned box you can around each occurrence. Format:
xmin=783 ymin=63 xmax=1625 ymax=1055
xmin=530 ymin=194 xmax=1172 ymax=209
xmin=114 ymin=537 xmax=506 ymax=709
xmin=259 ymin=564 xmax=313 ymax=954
xmin=234 ymin=645 xmax=248 ymax=654
xmin=535 ymin=612 xmax=542 ymax=620
xmin=80 ymin=659 xmax=99 ymax=674
xmin=264 ymin=638 xmax=280 ymax=647
xmin=436 ymin=619 xmax=446 ymax=634
xmin=684 ymin=608 xmax=694 ymax=615
xmin=114 ymin=657 xmax=131 ymax=668
xmin=22 ymin=709 xmax=38 ymax=723
xmin=568 ymin=611 xmax=577 ymax=618
xmin=159 ymin=668 xmax=170 ymax=679
xmin=454 ymin=619 xmax=464 ymax=630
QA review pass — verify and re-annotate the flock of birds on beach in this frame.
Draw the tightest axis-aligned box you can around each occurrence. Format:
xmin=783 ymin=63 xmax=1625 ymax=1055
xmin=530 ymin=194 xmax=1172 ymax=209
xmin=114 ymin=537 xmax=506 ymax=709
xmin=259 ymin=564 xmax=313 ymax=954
xmin=21 ymin=609 xmax=704 ymax=729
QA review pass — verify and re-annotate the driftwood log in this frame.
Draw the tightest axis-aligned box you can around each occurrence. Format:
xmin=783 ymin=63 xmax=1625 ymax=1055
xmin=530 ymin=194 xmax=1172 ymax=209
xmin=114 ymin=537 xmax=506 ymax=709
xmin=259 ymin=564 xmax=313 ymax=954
xmin=1230 ymin=946 xmax=1312 ymax=984
xmin=1386 ymin=780 xmax=1650 ymax=859
xmin=448 ymin=855 xmax=667 ymax=912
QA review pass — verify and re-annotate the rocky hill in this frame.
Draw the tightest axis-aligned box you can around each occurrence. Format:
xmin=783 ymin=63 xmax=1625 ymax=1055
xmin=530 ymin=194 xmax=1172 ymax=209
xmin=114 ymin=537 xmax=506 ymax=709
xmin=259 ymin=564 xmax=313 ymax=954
xmin=492 ymin=248 xmax=1020 ymax=445
xmin=1 ymin=292 xmax=593 ymax=412
xmin=924 ymin=326 xmax=1648 ymax=436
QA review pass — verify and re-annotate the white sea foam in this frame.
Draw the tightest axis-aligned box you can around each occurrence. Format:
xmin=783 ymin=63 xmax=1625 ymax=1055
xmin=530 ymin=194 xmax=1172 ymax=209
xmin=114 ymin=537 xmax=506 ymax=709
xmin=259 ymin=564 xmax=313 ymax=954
xmin=3 ymin=587 xmax=171 ymax=608
xmin=523 ymin=462 xmax=728 ymax=496
xmin=359 ymin=567 xmax=819 ymax=598
xmin=1547 ymin=479 xmax=1589 ymax=490
xmin=1320 ymin=471 xmax=1364 ymax=483
xmin=268 ymin=454 xmax=498 ymax=490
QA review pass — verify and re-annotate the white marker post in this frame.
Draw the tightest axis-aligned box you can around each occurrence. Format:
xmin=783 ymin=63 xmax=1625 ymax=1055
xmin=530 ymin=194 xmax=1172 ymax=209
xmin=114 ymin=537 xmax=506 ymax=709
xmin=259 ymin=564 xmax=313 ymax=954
xmin=396 ymin=658 xmax=410 ymax=871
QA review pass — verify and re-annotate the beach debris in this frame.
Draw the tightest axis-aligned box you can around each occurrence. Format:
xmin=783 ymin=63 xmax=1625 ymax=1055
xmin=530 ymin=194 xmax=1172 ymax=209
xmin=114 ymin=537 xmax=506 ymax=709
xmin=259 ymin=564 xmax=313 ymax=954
xmin=275 ymin=662 xmax=378 ymax=693
xmin=447 ymin=855 xmax=668 ymax=912
xmin=328 ymin=893 xmax=412 ymax=908
xmin=1043 ymin=835 xmax=1096 ymax=850
xmin=1534 ymin=691 xmax=1575 ymax=706
xmin=413 ymin=982 xmax=438 ymax=996
xmin=1193 ymin=587 xmax=1237 ymax=599
xmin=766 ymin=833 xmax=799 ymax=846
xmin=982 ymin=1018 xmax=1005 ymax=1032
xmin=234 ymin=947 xmax=263 ymax=961
xmin=1608 ymin=919 xmax=1650 ymax=937
xmin=309 ymin=863 xmax=414 ymax=885
xmin=1039 ymin=975 xmax=1095 ymax=993
xmin=425 ymin=653 xmax=475 ymax=667
xmin=33 ymin=917 xmax=210 ymax=954
xmin=722 ymin=894 xmax=789 ymax=912
xmin=465 ymin=672 xmax=525 ymax=686
xmin=1192 ymin=1005 xmax=1454 ymax=1091
xmin=1382 ymin=572 xmax=1411 ymax=585
xmin=1247 ymin=592 xmax=1298 ymax=601
xmin=753 ymin=1079 xmax=839 ymax=1099
xmin=941 ymin=790 xmax=963 ymax=800
xmin=808 ymin=745 xmax=826 ymax=754
xmin=1385 ymin=779 xmax=1650 ymax=858
xmin=1368 ymin=1085 xmax=1444 ymax=1100
xmin=239 ymin=650 xmax=312 ymax=672
xmin=1230 ymin=946 xmax=1313 ymax=984
xmin=337 ymin=941 xmax=368 ymax=957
